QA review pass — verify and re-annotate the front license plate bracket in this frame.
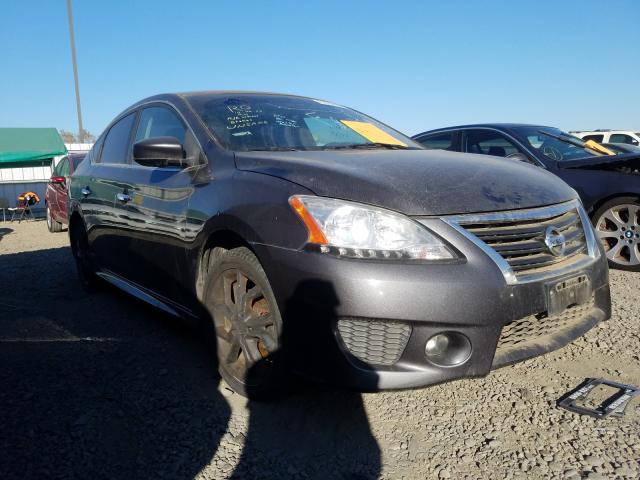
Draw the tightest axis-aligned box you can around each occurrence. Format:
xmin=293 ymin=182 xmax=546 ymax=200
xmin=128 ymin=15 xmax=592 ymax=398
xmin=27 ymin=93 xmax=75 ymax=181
xmin=557 ymin=378 xmax=640 ymax=419
xmin=546 ymin=274 xmax=591 ymax=317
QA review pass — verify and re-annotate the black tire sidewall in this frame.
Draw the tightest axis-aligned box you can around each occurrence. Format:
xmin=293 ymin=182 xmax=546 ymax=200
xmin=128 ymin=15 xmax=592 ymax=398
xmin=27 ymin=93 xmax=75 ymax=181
xmin=70 ymin=222 xmax=100 ymax=291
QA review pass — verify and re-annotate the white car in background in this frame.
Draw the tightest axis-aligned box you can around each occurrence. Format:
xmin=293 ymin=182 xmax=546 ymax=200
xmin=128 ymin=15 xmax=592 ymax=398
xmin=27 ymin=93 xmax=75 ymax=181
xmin=571 ymin=130 xmax=640 ymax=146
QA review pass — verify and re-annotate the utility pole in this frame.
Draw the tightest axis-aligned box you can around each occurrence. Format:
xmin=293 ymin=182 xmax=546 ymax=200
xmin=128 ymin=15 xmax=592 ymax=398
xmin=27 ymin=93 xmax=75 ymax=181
xmin=66 ymin=0 xmax=84 ymax=143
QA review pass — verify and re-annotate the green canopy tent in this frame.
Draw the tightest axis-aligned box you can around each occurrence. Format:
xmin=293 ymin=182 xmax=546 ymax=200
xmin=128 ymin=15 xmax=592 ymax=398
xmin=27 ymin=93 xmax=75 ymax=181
xmin=0 ymin=128 xmax=67 ymax=165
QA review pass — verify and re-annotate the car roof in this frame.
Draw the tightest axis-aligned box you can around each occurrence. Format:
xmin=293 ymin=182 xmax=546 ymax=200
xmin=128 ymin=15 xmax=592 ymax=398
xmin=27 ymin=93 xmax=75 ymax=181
xmin=131 ymin=90 xmax=323 ymax=106
xmin=413 ymin=123 xmax=552 ymax=137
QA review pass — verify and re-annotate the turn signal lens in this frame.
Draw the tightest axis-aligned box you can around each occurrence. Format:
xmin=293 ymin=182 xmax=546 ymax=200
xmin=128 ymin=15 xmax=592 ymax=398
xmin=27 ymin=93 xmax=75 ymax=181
xmin=289 ymin=196 xmax=329 ymax=244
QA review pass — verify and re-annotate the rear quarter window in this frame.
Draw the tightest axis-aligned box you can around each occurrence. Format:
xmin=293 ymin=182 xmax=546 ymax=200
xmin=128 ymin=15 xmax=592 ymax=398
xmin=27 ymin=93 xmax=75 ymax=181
xmin=99 ymin=113 xmax=137 ymax=164
xmin=417 ymin=132 xmax=454 ymax=150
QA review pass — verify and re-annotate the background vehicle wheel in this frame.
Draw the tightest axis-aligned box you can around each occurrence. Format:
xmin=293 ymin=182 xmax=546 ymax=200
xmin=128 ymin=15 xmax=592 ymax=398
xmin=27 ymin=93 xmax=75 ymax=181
xmin=592 ymin=196 xmax=640 ymax=271
xmin=46 ymin=205 xmax=63 ymax=233
xmin=70 ymin=221 xmax=101 ymax=291
xmin=203 ymin=247 xmax=284 ymax=399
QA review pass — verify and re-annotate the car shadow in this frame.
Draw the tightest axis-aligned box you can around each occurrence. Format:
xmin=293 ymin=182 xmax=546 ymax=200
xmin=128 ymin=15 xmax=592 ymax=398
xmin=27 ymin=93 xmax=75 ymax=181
xmin=0 ymin=246 xmax=230 ymax=479
xmin=1 ymin=248 xmax=382 ymax=479
xmin=230 ymin=280 xmax=382 ymax=479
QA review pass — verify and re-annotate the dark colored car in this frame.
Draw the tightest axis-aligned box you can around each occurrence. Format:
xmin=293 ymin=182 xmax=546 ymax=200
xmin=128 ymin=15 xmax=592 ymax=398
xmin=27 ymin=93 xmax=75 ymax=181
xmin=68 ymin=94 xmax=610 ymax=397
xmin=414 ymin=124 xmax=640 ymax=271
xmin=45 ymin=153 xmax=86 ymax=232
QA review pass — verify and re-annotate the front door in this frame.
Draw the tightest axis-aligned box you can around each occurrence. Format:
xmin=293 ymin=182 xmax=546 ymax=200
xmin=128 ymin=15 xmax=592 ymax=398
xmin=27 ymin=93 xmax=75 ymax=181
xmin=119 ymin=105 xmax=201 ymax=307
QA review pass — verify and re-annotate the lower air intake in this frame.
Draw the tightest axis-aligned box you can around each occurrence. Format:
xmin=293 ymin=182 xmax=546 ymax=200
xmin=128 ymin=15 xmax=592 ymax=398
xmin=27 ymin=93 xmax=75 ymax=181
xmin=337 ymin=318 xmax=411 ymax=366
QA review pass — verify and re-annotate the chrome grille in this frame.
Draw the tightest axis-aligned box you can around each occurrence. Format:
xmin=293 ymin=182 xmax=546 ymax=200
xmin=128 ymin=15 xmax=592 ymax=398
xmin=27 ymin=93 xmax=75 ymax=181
xmin=337 ymin=318 xmax=411 ymax=366
xmin=450 ymin=201 xmax=591 ymax=278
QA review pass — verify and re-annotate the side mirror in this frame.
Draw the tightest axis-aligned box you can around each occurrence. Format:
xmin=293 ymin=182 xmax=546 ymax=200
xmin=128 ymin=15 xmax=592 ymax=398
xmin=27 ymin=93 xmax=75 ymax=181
xmin=506 ymin=152 xmax=534 ymax=164
xmin=133 ymin=136 xmax=185 ymax=168
xmin=50 ymin=175 xmax=66 ymax=185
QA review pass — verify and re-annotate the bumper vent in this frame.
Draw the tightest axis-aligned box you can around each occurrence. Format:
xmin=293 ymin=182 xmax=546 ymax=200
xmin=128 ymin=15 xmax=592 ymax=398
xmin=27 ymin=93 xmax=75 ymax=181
xmin=493 ymin=299 xmax=597 ymax=367
xmin=337 ymin=318 xmax=411 ymax=366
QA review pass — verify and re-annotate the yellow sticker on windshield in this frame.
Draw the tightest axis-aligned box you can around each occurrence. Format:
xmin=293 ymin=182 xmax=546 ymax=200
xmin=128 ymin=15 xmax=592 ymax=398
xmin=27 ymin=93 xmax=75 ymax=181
xmin=584 ymin=139 xmax=615 ymax=156
xmin=340 ymin=120 xmax=407 ymax=147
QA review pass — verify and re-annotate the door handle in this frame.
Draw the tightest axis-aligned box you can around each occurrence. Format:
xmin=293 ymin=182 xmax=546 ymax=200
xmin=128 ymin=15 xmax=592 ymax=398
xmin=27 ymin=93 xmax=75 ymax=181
xmin=81 ymin=187 xmax=91 ymax=197
xmin=116 ymin=193 xmax=132 ymax=203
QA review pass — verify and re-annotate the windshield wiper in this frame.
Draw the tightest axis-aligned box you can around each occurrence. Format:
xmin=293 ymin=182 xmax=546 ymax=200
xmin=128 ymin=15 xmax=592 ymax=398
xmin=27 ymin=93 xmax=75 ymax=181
xmin=537 ymin=130 xmax=590 ymax=149
xmin=245 ymin=147 xmax=301 ymax=152
xmin=322 ymin=142 xmax=410 ymax=150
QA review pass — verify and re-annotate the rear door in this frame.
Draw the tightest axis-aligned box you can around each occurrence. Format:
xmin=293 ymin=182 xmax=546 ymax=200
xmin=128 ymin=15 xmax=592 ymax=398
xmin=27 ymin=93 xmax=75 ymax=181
xmin=120 ymin=104 xmax=201 ymax=306
xmin=83 ymin=112 xmax=138 ymax=276
xmin=49 ymin=156 xmax=69 ymax=222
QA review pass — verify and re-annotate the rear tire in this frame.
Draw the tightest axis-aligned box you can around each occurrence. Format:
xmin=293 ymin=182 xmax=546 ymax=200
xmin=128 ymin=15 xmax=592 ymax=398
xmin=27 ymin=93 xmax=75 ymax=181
xmin=203 ymin=247 xmax=284 ymax=399
xmin=46 ymin=205 xmax=63 ymax=233
xmin=70 ymin=220 xmax=101 ymax=291
xmin=592 ymin=196 xmax=640 ymax=271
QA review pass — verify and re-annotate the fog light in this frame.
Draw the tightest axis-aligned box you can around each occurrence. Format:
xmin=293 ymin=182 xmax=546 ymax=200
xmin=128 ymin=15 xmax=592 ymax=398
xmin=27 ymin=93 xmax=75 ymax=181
xmin=425 ymin=332 xmax=471 ymax=366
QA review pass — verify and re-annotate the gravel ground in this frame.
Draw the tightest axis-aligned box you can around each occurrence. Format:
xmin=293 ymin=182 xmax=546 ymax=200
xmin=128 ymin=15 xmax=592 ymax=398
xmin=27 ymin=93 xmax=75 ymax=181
xmin=0 ymin=221 xmax=638 ymax=480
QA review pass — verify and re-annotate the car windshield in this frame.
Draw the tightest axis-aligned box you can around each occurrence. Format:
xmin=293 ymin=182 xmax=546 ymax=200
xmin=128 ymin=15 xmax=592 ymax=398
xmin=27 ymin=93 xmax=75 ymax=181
xmin=186 ymin=94 xmax=421 ymax=151
xmin=513 ymin=126 xmax=605 ymax=161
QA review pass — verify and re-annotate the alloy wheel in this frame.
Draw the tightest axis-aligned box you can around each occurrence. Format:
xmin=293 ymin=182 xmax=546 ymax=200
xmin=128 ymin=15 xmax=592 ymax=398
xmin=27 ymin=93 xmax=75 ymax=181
xmin=211 ymin=268 xmax=277 ymax=387
xmin=595 ymin=203 xmax=640 ymax=267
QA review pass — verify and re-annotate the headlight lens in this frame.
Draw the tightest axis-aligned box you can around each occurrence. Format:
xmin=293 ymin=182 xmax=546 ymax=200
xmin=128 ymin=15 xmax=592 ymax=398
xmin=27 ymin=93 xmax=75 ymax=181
xmin=289 ymin=195 xmax=455 ymax=260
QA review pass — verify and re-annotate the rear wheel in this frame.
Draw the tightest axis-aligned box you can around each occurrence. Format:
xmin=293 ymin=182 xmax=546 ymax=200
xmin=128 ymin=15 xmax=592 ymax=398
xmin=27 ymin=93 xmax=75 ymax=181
xmin=203 ymin=247 xmax=283 ymax=399
xmin=593 ymin=197 xmax=640 ymax=271
xmin=70 ymin=220 xmax=100 ymax=291
xmin=46 ymin=205 xmax=63 ymax=233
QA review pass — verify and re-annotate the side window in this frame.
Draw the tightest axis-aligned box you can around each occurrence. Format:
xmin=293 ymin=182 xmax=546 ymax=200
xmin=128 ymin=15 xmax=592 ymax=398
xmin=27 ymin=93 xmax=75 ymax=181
xmin=88 ymin=134 xmax=105 ymax=164
xmin=135 ymin=107 xmax=186 ymax=144
xmin=58 ymin=158 xmax=70 ymax=177
xmin=582 ymin=134 xmax=604 ymax=143
xmin=134 ymin=106 xmax=200 ymax=166
xmin=610 ymin=133 xmax=637 ymax=145
xmin=417 ymin=132 xmax=454 ymax=150
xmin=100 ymin=113 xmax=137 ymax=164
xmin=463 ymin=130 xmax=520 ymax=156
xmin=53 ymin=156 xmax=68 ymax=175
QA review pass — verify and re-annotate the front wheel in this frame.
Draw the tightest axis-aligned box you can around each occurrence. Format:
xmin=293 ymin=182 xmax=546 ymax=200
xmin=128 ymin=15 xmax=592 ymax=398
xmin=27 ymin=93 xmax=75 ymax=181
xmin=203 ymin=247 xmax=284 ymax=399
xmin=592 ymin=197 xmax=640 ymax=271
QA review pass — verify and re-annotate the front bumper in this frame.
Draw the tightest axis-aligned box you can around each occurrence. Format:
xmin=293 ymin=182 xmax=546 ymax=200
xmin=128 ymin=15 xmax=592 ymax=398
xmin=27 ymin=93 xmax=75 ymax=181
xmin=253 ymin=221 xmax=611 ymax=391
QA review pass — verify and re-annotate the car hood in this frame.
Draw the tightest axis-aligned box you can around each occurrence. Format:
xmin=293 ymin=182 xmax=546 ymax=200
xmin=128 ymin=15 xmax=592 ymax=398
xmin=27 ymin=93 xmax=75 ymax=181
xmin=558 ymin=152 xmax=640 ymax=172
xmin=234 ymin=149 xmax=577 ymax=216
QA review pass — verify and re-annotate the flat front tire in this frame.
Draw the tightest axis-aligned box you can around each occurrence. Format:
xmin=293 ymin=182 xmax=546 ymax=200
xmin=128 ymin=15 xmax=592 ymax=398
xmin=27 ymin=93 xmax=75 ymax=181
xmin=203 ymin=247 xmax=284 ymax=399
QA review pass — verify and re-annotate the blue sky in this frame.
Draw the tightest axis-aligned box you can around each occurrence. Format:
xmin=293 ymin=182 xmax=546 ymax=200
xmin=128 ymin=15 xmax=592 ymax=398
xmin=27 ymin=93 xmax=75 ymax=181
xmin=1 ymin=0 xmax=639 ymax=137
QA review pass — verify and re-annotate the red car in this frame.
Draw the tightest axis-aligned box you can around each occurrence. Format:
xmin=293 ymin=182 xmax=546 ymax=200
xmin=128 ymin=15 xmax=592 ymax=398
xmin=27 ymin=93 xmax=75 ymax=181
xmin=45 ymin=153 xmax=86 ymax=232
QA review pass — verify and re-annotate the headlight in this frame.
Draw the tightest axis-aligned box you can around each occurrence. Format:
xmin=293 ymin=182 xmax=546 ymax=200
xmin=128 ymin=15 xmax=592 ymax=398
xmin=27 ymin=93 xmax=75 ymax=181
xmin=289 ymin=195 xmax=455 ymax=260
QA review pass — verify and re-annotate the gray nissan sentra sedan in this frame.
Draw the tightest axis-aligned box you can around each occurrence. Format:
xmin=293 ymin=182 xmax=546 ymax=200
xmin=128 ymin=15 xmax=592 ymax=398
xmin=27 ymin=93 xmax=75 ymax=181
xmin=68 ymin=92 xmax=611 ymax=397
